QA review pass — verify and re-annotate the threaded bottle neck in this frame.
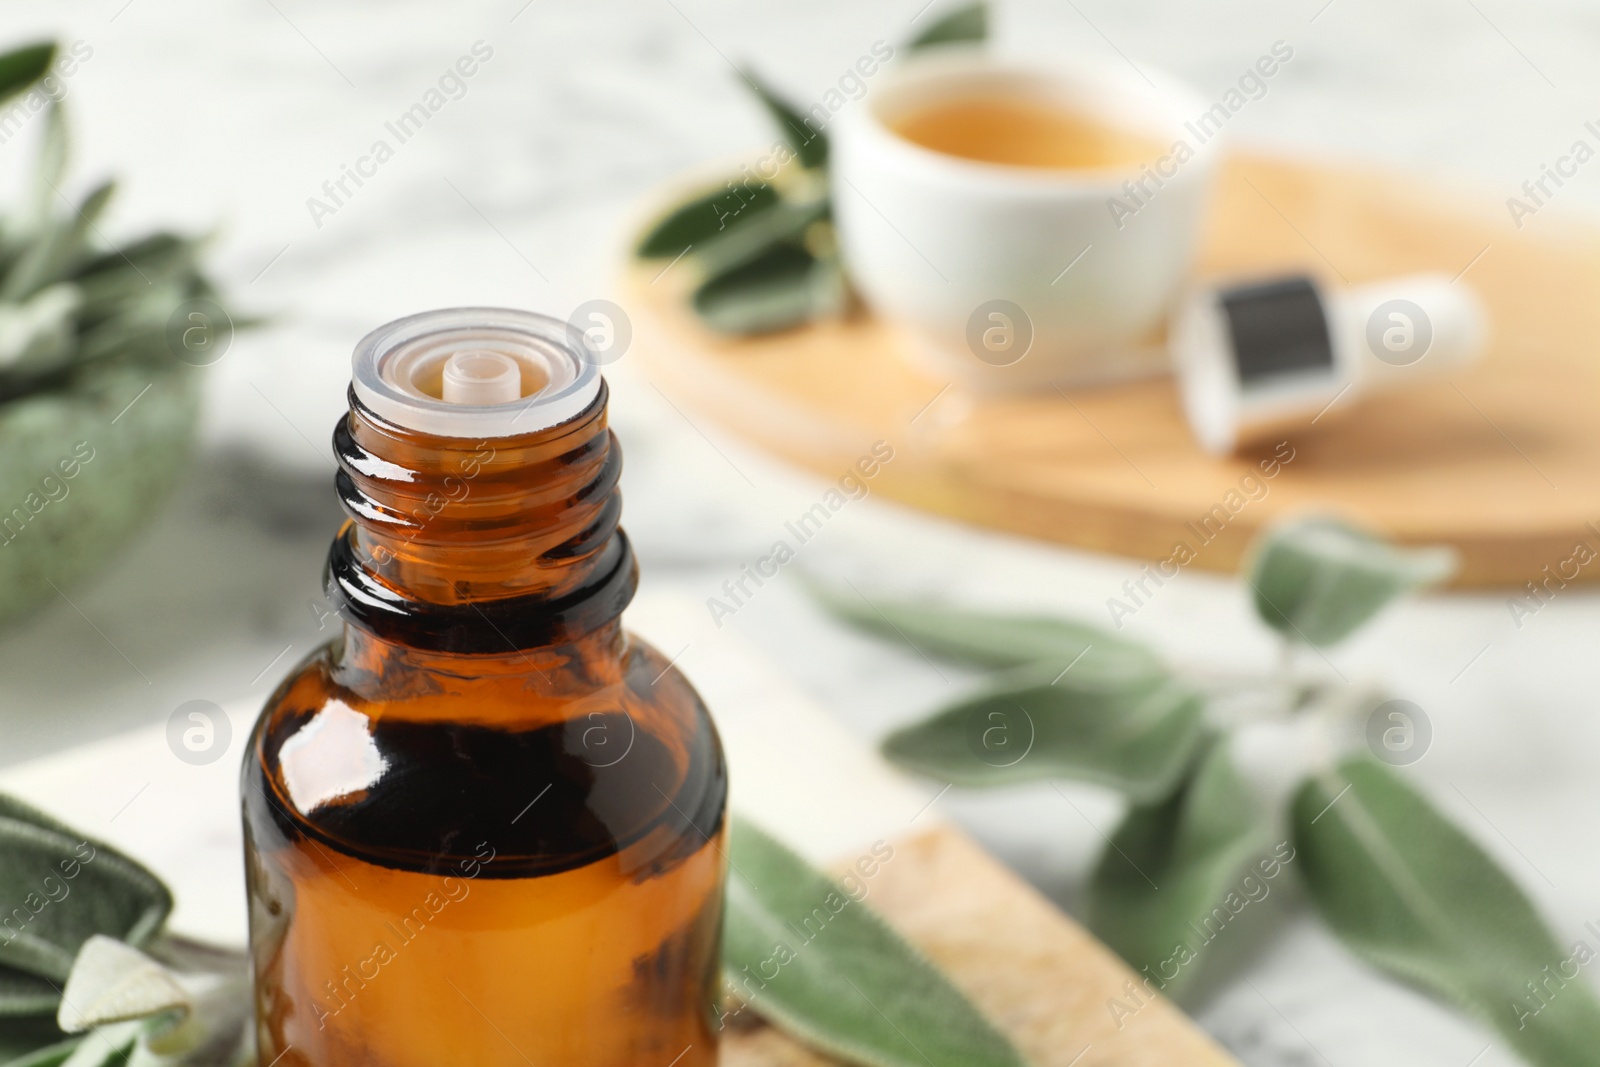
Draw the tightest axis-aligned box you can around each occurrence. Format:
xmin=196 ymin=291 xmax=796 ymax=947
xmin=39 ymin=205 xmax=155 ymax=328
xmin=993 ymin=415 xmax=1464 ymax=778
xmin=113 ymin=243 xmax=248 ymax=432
xmin=326 ymin=382 xmax=636 ymax=653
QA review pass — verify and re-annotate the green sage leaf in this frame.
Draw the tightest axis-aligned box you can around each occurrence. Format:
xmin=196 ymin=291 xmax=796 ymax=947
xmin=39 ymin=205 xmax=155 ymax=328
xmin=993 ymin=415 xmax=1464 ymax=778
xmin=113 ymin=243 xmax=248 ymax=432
xmin=50 ymin=1022 xmax=135 ymax=1067
xmin=881 ymin=666 xmax=1205 ymax=800
xmin=0 ymin=965 xmax=60 ymax=1018
xmin=0 ymin=44 xmax=55 ymax=109
xmin=0 ymin=794 xmax=172 ymax=986
xmin=741 ymin=71 xmax=828 ymax=170
xmin=0 ymin=1033 xmax=80 ymax=1067
xmin=72 ymin=234 xmax=201 ymax=293
xmin=0 ymin=284 xmax=80 ymax=377
xmin=1087 ymin=735 xmax=1278 ymax=1003
xmin=908 ymin=2 xmax=989 ymax=51
xmin=809 ymin=584 xmax=1160 ymax=677
xmin=47 ymin=936 xmax=251 ymax=1067
xmin=0 ymin=223 xmax=72 ymax=303
xmin=1294 ymin=757 xmax=1600 ymax=1067
xmin=0 ymin=795 xmax=85 ymax=841
xmin=724 ymin=817 xmax=1027 ymax=1067
xmin=635 ymin=182 xmax=780 ymax=259
xmin=689 ymin=198 xmax=829 ymax=280
xmin=1 ymin=182 xmax=114 ymax=303
xmin=1248 ymin=517 xmax=1455 ymax=647
xmin=57 ymin=937 xmax=188 ymax=1034
xmin=692 ymin=242 xmax=838 ymax=335
xmin=26 ymin=106 xmax=68 ymax=231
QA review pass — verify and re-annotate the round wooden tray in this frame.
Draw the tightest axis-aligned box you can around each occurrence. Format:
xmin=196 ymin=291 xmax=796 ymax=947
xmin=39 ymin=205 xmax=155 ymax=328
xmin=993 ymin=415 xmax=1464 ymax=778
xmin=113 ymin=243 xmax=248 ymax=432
xmin=628 ymin=154 xmax=1600 ymax=588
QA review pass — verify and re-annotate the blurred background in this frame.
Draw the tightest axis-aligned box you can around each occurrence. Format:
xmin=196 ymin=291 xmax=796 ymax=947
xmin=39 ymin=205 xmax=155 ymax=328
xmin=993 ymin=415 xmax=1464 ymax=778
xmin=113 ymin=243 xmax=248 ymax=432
xmin=3 ymin=2 xmax=1600 ymax=1063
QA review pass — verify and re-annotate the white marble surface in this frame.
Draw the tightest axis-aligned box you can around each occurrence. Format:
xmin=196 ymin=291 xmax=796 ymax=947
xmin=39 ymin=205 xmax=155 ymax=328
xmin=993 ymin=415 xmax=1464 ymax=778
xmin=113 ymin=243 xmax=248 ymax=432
xmin=4 ymin=2 xmax=1600 ymax=1065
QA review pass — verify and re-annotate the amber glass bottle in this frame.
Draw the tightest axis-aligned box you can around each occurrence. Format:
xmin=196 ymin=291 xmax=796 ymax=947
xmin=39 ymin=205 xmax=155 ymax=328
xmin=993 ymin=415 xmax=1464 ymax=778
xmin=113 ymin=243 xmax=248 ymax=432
xmin=241 ymin=309 xmax=727 ymax=1067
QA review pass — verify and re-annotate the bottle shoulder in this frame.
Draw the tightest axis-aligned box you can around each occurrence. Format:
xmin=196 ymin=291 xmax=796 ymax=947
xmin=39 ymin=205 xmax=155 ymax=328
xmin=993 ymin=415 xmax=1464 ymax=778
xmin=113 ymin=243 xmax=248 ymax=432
xmin=243 ymin=629 xmax=725 ymax=877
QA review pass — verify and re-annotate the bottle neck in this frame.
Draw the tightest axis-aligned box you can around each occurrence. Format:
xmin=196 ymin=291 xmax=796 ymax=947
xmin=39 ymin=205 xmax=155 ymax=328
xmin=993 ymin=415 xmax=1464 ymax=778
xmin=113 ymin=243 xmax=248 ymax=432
xmin=326 ymin=382 xmax=637 ymax=655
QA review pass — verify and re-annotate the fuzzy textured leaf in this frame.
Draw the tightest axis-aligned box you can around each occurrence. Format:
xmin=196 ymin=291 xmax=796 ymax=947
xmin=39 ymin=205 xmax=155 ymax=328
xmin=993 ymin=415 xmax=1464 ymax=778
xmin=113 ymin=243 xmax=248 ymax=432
xmin=0 ymin=794 xmax=172 ymax=987
xmin=0 ymin=966 xmax=59 ymax=1019
xmin=810 ymin=584 xmax=1160 ymax=677
xmin=0 ymin=1034 xmax=81 ymax=1067
xmin=724 ymin=817 xmax=1027 ymax=1067
xmin=47 ymin=1022 xmax=134 ymax=1067
xmin=908 ymin=3 xmax=989 ymax=51
xmin=1087 ymin=736 xmax=1280 ymax=1002
xmin=1294 ymin=757 xmax=1600 ymax=1067
xmin=881 ymin=666 xmax=1206 ymax=800
xmin=57 ymin=937 xmax=188 ymax=1034
xmin=741 ymin=71 xmax=828 ymax=169
xmin=1249 ymin=517 xmax=1455 ymax=646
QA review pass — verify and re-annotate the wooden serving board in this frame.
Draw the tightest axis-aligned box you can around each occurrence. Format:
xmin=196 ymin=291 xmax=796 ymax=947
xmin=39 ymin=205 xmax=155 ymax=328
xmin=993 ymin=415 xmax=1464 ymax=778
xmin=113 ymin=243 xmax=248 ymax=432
xmin=628 ymin=154 xmax=1600 ymax=587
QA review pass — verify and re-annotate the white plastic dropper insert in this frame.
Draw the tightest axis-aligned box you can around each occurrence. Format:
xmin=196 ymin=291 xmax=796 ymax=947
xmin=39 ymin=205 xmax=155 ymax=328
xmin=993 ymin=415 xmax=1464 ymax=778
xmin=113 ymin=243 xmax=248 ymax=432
xmin=351 ymin=308 xmax=601 ymax=438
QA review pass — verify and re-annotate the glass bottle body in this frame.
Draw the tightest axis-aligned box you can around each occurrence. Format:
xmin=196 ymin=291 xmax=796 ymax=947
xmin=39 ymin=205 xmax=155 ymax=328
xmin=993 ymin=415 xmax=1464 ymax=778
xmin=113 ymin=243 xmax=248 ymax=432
xmin=243 ymin=623 xmax=726 ymax=1067
xmin=240 ymin=317 xmax=728 ymax=1067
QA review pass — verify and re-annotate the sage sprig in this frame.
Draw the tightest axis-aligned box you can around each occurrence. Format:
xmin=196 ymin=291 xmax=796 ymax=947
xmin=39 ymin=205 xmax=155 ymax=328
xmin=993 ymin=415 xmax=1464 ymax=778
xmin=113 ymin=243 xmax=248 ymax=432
xmin=0 ymin=793 xmax=250 ymax=1067
xmin=1248 ymin=516 xmax=1456 ymax=646
xmin=883 ymin=664 xmax=1206 ymax=799
xmin=1086 ymin=735 xmax=1270 ymax=1004
xmin=817 ymin=515 xmax=1596 ymax=1066
xmin=1293 ymin=759 xmax=1600 ymax=1066
xmin=633 ymin=2 xmax=988 ymax=335
xmin=0 ymin=41 xmax=242 ymax=406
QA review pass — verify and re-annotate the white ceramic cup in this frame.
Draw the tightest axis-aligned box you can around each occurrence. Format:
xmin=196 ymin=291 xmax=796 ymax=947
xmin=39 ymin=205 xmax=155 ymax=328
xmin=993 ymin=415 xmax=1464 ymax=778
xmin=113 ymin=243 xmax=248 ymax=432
xmin=833 ymin=51 xmax=1221 ymax=391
